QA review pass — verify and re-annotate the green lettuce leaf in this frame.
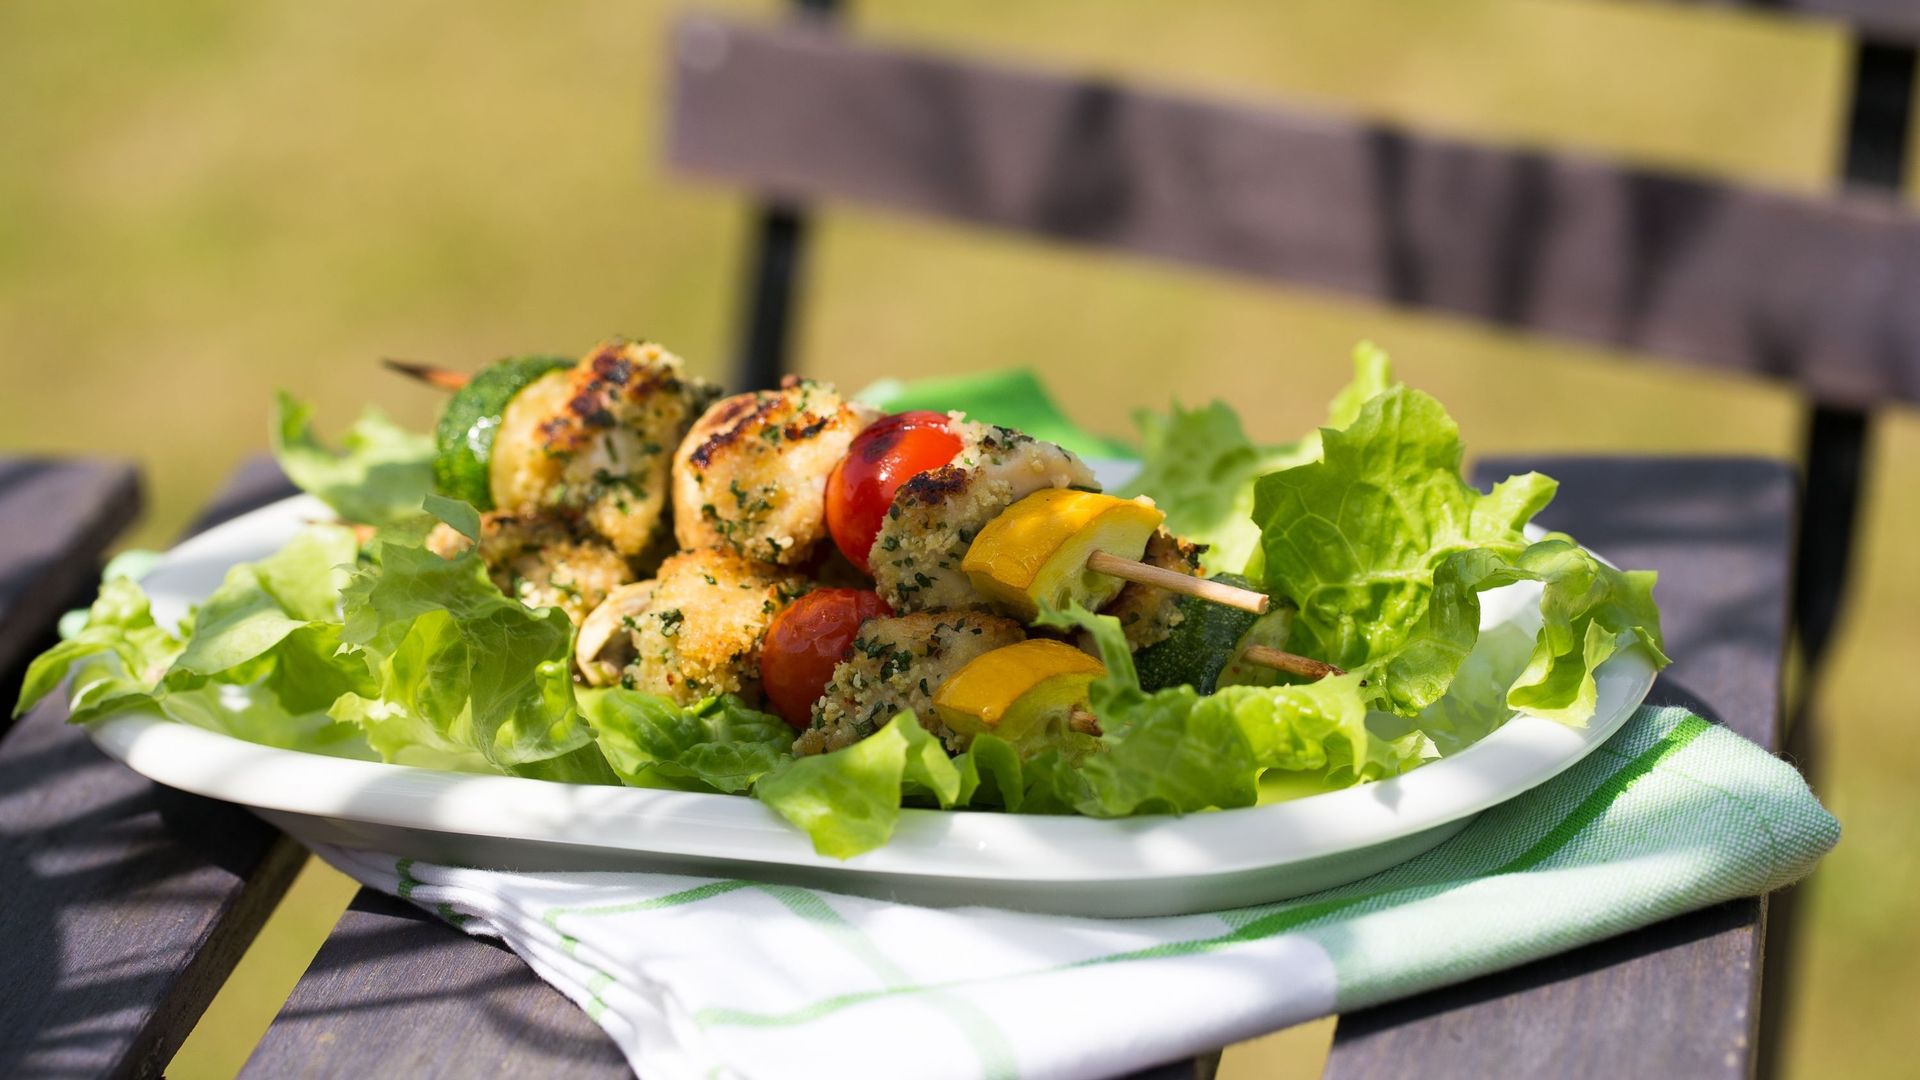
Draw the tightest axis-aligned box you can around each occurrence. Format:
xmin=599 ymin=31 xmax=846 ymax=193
xmin=423 ymin=492 xmax=483 ymax=542
xmin=147 ymin=623 xmax=378 ymax=758
xmin=1311 ymin=341 xmax=1396 ymax=456
xmin=1252 ymin=385 xmax=1558 ymax=715
xmin=1410 ymin=620 xmax=1535 ymax=756
xmin=995 ymin=747 xmax=1086 ymax=814
xmin=153 ymin=528 xmax=376 ymax=756
xmin=1120 ymin=402 xmax=1287 ymax=575
xmin=335 ymin=539 xmax=613 ymax=782
xmin=17 ymin=533 xmax=379 ymax=758
xmin=1074 ymin=682 xmax=1257 ymax=815
xmin=1046 ymin=604 xmax=1421 ymax=815
xmin=172 ymin=524 xmax=358 ymax=675
xmin=272 ymin=392 xmax=435 ymax=528
xmin=15 ymin=577 xmax=184 ymax=721
xmin=755 ymin=713 xmax=966 ymax=859
xmin=1124 ymin=343 xmax=1396 ymax=576
xmin=754 ymin=685 xmax=1131 ymax=857
xmin=1252 ymin=380 xmax=1667 ymax=726
xmin=1504 ymin=538 xmax=1670 ymax=723
xmin=580 ymin=690 xmax=794 ymax=793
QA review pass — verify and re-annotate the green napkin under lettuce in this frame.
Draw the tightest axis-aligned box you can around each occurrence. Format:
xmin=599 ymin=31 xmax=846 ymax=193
xmin=857 ymin=369 xmax=1137 ymax=461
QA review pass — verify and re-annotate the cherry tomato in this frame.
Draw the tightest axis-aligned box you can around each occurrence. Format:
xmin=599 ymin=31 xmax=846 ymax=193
xmin=826 ymin=410 xmax=963 ymax=573
xmin=760 ymin=589 xmax=893 ymax=730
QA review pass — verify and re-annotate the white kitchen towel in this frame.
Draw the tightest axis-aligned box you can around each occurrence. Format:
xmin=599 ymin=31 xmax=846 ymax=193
xmin=315 ymin=706 xmax=1837 ymax=1080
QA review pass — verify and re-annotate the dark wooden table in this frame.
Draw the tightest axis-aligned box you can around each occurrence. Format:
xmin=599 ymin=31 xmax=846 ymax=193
xmin=0 ymin=452 xmax=1796 ymax=1079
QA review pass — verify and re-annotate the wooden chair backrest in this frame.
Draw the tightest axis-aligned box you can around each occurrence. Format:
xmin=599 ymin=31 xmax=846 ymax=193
xmin=663 ymin=1 xmax=1919 ymax=684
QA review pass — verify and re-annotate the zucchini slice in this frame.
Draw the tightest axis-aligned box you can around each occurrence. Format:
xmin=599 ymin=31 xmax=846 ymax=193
xmin=1133 ymin=573 xmax=1264 ymax=695
xmin=431 ymin=355 xmax=573 ymax=509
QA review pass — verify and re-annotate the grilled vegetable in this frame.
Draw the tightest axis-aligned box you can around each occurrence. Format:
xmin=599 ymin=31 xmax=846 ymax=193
xmin=1132 ymin=573 xmax=1267 ymax=695
xmin=759 ymin=588 xmax=892 ymax=730
xmin=932 ymin=639 xmax=1103 ymax=751
xmin=431 ymin=355 xmax=573 ymax=509
xmin=961 ymin=489 xmax=1162 ymax=621
xmin=825 ymin=410 xmax=963 ymax=573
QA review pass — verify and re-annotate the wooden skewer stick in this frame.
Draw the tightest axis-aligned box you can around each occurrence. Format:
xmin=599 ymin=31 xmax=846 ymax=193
xmin=1240 ymin=644 xmax=1348 ymax=682
xmin=1085 ymin=550 xmax=1269 ymax=614
xmin=1079 ymin=549 xmax=1344 ymax=681
xmin=382 ymin=358 xmax=471 ymax=391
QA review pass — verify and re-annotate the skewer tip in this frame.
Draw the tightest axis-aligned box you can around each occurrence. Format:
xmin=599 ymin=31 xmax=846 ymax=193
xmin=1240 ymin=644 xmax=1346 ymax=682
xmin=381 ymin=358 xmax=470 ymax=391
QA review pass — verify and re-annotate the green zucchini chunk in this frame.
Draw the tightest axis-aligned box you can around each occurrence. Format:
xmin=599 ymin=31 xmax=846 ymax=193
xmin=1133 ymin=573 xmax=1265 ymax=695
xmin=431 ymin=355 xmax=573 ymax=509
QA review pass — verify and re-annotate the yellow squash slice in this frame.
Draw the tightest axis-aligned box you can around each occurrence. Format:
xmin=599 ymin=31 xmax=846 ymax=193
xmin=933 ymin=639 xmax=1105 ymax=749
xmin=960 ymin=489 xmax=1163 ymax=620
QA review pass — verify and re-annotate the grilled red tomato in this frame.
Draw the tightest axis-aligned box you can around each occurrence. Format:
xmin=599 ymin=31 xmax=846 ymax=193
xmin=759 ymin=588 xmax=893 ymax=730
xmin=825 ymin=410 xmax=963 ymax=574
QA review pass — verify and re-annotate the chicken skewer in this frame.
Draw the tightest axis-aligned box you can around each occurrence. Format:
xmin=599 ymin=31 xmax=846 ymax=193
xmin=848 ymin=415 xmax=1268 ymax=617
xmin=395 ymin=359 xmax=1332 ymax=687
xmin=843 ymin=416 xmax=1330 ymax=680
xmin=391 ymin=360 xmax=1266 ymax=607
xmin=394 ymin=359 xmax=872 ymax=567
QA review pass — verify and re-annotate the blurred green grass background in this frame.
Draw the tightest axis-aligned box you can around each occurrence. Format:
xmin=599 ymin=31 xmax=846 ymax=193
xmin=2 ymin=0 xmax=1913 ymax=1075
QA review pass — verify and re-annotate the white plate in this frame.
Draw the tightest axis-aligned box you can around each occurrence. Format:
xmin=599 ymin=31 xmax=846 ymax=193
xmin=85 ymin=478 xmax=1655 ymax=917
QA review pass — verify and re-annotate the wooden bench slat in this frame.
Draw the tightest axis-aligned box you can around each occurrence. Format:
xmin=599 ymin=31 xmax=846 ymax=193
xmin=0 ymin=461 xmax=301 ymax=1079
xmin=668 ymin=18 xmax=1920 ymax=408
xmin=241 ymin=892 xmax=630 ymax=1078
xmin=1649 ymin=0 xmax=1920 ymax=44
xmin=0 ymin=457 xmax=140 ymax=710
xmin=246 ymin=456 xmax=1794 ymax=1078
xmin=1325 ymin=455 xmax=1795 ymax=1079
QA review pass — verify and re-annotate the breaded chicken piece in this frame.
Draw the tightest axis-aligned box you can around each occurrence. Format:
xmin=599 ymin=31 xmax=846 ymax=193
xmin=870 ymin=420 xmax=1098 ymax=613
xmin=1081 ymin=528 xmax=1202 ymax=653
xmin=672 ymin=378 xmax=875 ymax=565
xmin=426 ymin=512 xmax=634 ymax=625
xmin=618 ymin=549 xmax=807 ymax=706
xmin=796 ymin=611 xmax=1025 ymax=756
xmin=490 ymin=339 xmax=719 ymax=565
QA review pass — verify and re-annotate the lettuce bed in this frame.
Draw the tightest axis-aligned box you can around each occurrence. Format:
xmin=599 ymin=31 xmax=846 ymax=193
xmin=16 ymin=346 xmax=1668 ymax=858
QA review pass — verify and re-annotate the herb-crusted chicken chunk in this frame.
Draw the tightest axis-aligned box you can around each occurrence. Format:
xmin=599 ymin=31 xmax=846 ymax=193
xmin=425 ymin=511 xmax=634 ymax=625
xmin=870 ymin=420 xmax=1098 ymax=613
xmin=489 ymin=339 xmax=718 ymax=565
xmin=618 ymin=549 xmax=807 ymax=706
xmin=671 ymin=378 xmax=876 ymax=566
xmin=795 ymin=611 xmax=1026 ymax=756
